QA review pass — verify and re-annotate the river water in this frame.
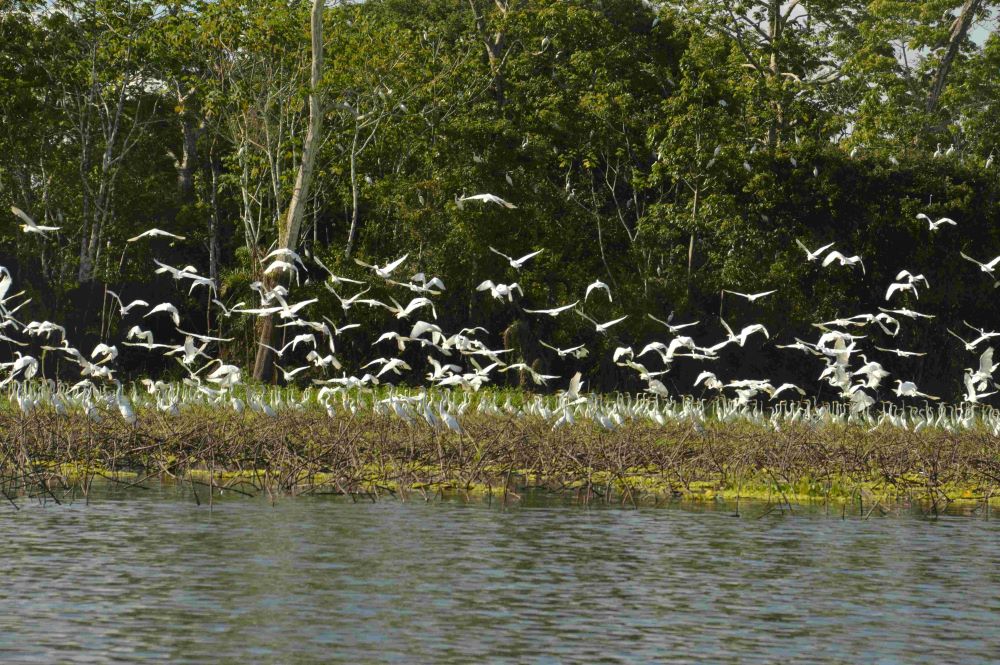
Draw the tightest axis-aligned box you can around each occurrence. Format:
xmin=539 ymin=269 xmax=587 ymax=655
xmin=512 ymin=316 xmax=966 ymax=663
xmin=1 ymin=487 xmax=998 ymax=663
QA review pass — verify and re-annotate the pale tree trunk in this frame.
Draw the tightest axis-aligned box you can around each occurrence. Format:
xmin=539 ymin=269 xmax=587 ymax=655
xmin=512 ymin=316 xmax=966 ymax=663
xmin=207 ymin=146 xmax=222 ymax=286
xmin=469 ymin=0 xmax=509 ymax=108
xmin=344 ymin=125 xmax=361 ymax=259
xmin=687 ymin=185 xmax=699 ymax=283
xmin=176 ymin=113 xmax=200 ymax=203
xmin=766 ymin=0 xmax=782 ymax=148
xmin=252 ymin=0 xmax=325 ymax=382
xmin=926 ymin=0 xmax=982 ymax=116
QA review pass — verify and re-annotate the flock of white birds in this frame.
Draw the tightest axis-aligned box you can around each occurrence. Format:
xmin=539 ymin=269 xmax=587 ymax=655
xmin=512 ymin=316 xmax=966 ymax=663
xmin=4 ymin=200 xmax=1000 ymax=437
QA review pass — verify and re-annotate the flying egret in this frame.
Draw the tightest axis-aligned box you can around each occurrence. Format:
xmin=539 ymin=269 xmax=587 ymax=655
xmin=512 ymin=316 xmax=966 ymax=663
xmin=767 ymin=383 xmax=805 ymax=399
xmin=488 ymin=247 xmax=543 ymax=270
xmin=153 ymin=259 xmax=199 ymax=281
xmin=90 ymin=343 xmax=118 ymax=365
xmin=24 ymin=320 xmax=66 ymax=340
xmin=893 ymin=380 xmax=938 ymax=400
xmin=722 ymin=289 xmax=777 ymax=303
xmin=947 ymin=327 xmax=997 ymax=352
xmin=354 ymin=253 xmax=409 ymax=279
xmin=873 ymin=345 xmax=926 ymax=358
xmin=878 ymin=306 xmax=935 ymax=320
xmin=476 ymin=280 xmax=523 ymax=302
xmin=963 ymin=370 xmax=997 ymax=403
xmin=263 ymin=259 xmax=300 ymax=283
xmin=11 ymin=205 xmax=60 ymax=235
xmin=363 ymin=357 xmax=413 ymax=377
xmin=386 ymin=296 xmax=437 ymax=320
xmin=968 ymin=346 xmax=997 ymax=390
xmin=211 ymin=299 xmax=247 ymax=318
xmin=959 ymin=251 xmax=1000 ymax=275
xmin=719 ymin=318 xmax=769 ymax=347
xmin=584 ymin=280 xmax=612 ymax=302
xmin=822 ymin=250 xmax=865 ymax=273
xmin=275 ymin=364 xmax=311 ymax=382
xmin=145 ymin=302 xmax=181 ymax=327
xmin=307 ymin=250 xmax=365 ymax=286
xmin=916 ymin=214 xmax=956 ymax=231
xmin=127 ymin=228 xmax=186 ymax=242
xmin=523 ymin=301 xmax=579 ymax=317
xmin=387 ymin=273 xmax=445 ymax=295
xmin=647 ymin=313 xmax=699 ymax=333
xmin=458 ymin=193 xmax=517 ymax=208
xmin=539 ymin=340 xmax=589 ymax=359
xmin=107 ymin=290 xmax=150 ymax=317
xmin=795 ymin=239 xmax=835 ymax=262
xmin=885 ymin=281 xmax=919 ymax=301
xmin=575 ymin=310 xmax=627 ymax=334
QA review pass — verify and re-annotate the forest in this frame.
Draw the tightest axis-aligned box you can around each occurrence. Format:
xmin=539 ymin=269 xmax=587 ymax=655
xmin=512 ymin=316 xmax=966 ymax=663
xmin=2 ymin=0 xmax=1000 ymax=397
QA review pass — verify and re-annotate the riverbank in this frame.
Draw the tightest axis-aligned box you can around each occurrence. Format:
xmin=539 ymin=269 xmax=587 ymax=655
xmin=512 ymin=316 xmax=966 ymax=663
xmin=3 ymin=407 xmax=998 ymax=511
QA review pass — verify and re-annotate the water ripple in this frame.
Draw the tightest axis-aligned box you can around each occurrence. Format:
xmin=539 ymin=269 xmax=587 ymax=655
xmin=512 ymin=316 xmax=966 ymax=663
xmin=1 ymin=491 xmax=998 ymax=663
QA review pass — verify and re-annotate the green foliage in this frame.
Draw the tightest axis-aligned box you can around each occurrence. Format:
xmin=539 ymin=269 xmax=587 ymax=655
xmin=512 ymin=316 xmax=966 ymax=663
xmin=1 ymin=0 xmax=1000 ymax=396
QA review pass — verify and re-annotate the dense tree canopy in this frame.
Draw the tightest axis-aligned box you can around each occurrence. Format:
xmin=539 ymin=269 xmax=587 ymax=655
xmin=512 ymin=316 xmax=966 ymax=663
xmin=1 ymin=0 xmax=999 ymax=398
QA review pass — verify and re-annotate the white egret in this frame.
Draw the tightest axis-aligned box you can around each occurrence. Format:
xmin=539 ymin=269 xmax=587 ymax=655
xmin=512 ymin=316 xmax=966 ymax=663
xmin=127 ymin=228 xmax=186 ymax=242
xmin=539 ymin=340 xmax=589 ymax=359
xmin=488 ymin=247 xmax=543 ymax=270
xmin=308 ymin=250 xmax=365 ymax=286
xmin=968 ymin=346 xmax=997 ymax=390
xmin=873 ymin=345 xmax=926 ymax=358
xmin=576 ymin=310 xmax=627 ymax=334
xmin=893 ymin=380 xmax=938 ymax=400
xmin=767 ymin=383 xmax=805 ymax=399
xmin=275 ymin=364 xmax=310 ymax=381
xmin=458 ymin=193 xmax=517 ymax=208
xmin=11 ymin=205 xmax=60 ymax=235
xmin=720 ymin=318 xmax=769 ymax=347
xmin=354 ymin=253 xmax=409 ymax=279
xmin=153 ymin=259 xmax=199 ymax=281
xmin=211 ymin=299 xmax=247 ymax=317
xmin=959 ymin=251 xmax=1000 ymax=275
xmin=90 ymin=343 xmax=118 ymax=365
xmin=24 ymin=320 xmax=66 ymax=340
xmin=723 ymin=289 xmax=777 ymax=303
xmin=795 ymin=239 xmax=835 ymax=262
xmin=963 ymin=370 xmax=997 ymax=403
xmin=145 ymin=302 xmax=181 ymax=327
xmin=694 ymin=371 xmax=724 ymax=391
xmin=499 ymin=363 xmax=559 ymax=386
xmin=476 ymin=280 xmax=523 ymax=302
xmin=362 ymin=357 xmax=412 ymax=377
xmin=584 ymin=280 xmax=612 ymax=302
xmin=387 ymin=296 xmax=437 ymax=320
xmin=916 ymin=214 xmax=956 ymax=231
xmin=647 ymin=313 xmax=699 ymax=333
xmin=885 ymin=281 xmax=919 ymax=301
xmin=947 ymin=328 xmax=995 ymax=352
xmin=822 ymin=250 xmax=866 ymax=273
xmin=878 ymin=306 xmax=935 ymax=320
xmin=107 ymin=290 xmax=149 ymax=316
xmin=523 ymin=300 xmax=579 ymax=317
xmin=114 ymin=381 xmax=136 ymax=424
xmin=263 ymin=259 xmax=300 ymax=284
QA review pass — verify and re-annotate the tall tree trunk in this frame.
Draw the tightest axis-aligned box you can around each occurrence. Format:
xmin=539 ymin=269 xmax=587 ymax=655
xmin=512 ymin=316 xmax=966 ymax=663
xmin=207 ymin=149 xmax=222 ymax=286
xmin=252 ymin=0 xmax=325 ymax=382
xmin=469 ymin=0 xmax=509 ymax=108
xmin=767 ymin=0 xmax=782 ymax=148
xmin=176 ymin=112 xmax=200 ymax=203
xmin=344 ymin=125 xmax=361 ymax=259
xmin=926 ymin=0 xmax=982 ymax=116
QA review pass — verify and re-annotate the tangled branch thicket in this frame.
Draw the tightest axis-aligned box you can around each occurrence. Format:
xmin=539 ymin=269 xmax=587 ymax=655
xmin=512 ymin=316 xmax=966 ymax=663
xmin=2 ymin=407 xmax=998 ymax=511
